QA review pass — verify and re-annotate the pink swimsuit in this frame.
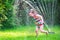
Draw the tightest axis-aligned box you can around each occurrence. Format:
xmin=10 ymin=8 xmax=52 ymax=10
xmin=33 ymin=15 xmax=44 ymax=26
xmin=35 ymin=18 xmax=43 ymax=26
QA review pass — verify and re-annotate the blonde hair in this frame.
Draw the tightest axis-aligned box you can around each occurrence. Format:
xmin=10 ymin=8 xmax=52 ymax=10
xmin=30 ymin=9 xmax=37 ymax=14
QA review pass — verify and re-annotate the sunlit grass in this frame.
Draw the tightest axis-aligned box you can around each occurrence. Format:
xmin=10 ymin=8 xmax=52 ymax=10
xmin=0 ymin=31 xmax=45 ymax=37
xmin=0 ymin=25 xmax=60 ymax=40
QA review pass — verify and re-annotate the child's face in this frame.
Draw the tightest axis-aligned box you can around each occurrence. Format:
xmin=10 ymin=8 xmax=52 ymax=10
xmin=29 ymin=9 xmax=37 ymax=17
xmin=29 ymin=13 xmax=34 ymax=17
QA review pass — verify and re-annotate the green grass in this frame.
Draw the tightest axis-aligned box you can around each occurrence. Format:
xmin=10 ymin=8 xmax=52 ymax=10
xmin=0 ymin=25 xmax=60 ymax=40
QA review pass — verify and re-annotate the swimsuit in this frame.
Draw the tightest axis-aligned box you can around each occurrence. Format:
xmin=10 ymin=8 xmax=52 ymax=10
xmin=34 ymin=15 xmax=44 ymax=27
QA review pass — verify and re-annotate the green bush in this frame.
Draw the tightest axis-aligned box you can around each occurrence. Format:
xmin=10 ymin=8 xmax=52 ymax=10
xmin=0 ymin=0 xmax=14 ymax=29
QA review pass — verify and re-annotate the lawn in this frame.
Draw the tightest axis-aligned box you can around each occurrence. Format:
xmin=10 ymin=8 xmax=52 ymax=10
xmin=0 ymin=25 xmax=60 ymax=40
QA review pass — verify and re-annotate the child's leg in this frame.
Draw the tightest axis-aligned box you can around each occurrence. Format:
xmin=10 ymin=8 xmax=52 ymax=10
xmin=35 ymin=26 xmax=38 ymax=37
xmin=39 ymin=24 xmax=48 ymax=34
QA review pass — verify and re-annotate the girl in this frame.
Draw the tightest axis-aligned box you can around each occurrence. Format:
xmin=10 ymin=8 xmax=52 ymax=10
xmin=29 ymin=9 xmax=48 ymax=37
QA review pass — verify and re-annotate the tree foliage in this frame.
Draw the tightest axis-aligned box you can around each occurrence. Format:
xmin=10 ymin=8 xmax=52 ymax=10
xmin=0 ymin=0 xmax=14 ymax=29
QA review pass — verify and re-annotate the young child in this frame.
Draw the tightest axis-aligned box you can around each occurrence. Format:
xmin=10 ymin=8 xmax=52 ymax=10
xmin=29 ymin=9 xmax=48 ymax=37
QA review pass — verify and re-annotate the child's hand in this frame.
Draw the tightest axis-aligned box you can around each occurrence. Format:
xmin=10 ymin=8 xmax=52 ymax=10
xmin=35 ymin=22 xmax=38 ymax=25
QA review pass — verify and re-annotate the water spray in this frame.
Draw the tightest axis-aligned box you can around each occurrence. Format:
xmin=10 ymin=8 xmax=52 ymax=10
xmin=23 ymin=0 xmax=55 ymax=34
xmin=23 ymin=0 xmax=35 ymax=9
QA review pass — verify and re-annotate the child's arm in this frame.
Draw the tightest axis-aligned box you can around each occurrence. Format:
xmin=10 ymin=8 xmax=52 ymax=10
xmin=39 ymin=15 xmax=44 ymax=23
